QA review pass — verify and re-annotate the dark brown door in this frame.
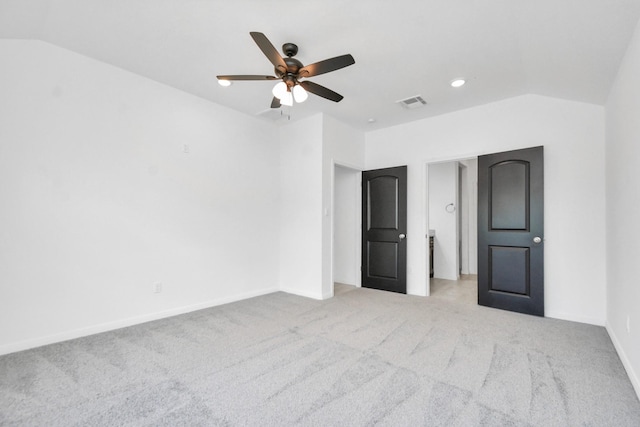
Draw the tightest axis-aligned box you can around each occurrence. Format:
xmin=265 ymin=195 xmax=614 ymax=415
xmin=362 ymin=166 xmax=407 ymax=294
xmin=478 ymin=147 xmax=544 ymax=316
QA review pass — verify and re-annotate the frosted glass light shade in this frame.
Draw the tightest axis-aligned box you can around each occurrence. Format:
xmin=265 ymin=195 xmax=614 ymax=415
xmin=272 ymin=82 xmax=288 ymax=99
xmin=292 ymin=85 xmax=308 ymax=103
xmin=280 ymin=91 xmax=293 ymax=106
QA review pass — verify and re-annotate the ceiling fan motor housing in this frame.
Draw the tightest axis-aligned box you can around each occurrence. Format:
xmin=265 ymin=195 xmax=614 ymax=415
xmin=282 ymin=42 xmax=298 ymax=57
xmin=276 ymin=57 xmax=303 ymax=78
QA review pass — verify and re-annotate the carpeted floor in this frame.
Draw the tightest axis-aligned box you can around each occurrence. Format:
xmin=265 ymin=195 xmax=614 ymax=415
xmin=1 ymin=284 xmax=639 ymax=426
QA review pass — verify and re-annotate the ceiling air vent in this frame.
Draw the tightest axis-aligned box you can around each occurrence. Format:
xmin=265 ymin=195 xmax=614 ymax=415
xmin=397 ymin=95 xmax=427 ymax=109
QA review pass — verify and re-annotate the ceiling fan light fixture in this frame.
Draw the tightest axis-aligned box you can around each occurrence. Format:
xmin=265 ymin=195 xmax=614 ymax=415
xmin=272 ymin=81 xmax=288 ymax=99
xmin=292 ymin=84 xmax=308 ymax=103
xmin=219 ymin=32 xmax=355 ymax=108
xmin=218 ymin=79 xmax=232 ymax=87
xmin=280 ymin=91 xmax=293 ymax=106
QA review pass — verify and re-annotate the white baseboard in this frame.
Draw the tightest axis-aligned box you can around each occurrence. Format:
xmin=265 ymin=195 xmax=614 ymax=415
xmin=606 ymin=323 xmax=640 ymax=401
xmin=545 ymin=310 xmax=605 ymax=326
xmin=0 ymin=287 xmax=279 ymax=356
xmin=410 ymin=288 xmax=429 ymax=297
xmin=280 ymin=287 xmax=326 ymax=300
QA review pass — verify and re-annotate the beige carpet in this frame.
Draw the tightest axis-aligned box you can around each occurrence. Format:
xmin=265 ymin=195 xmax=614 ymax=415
xmin=1 ymin=284 xmax=639 ymax=426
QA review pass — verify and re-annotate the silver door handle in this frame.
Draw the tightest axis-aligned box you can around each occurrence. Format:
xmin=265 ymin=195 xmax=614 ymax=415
xmin=399 ymin=233 xmax=406 ymax=240
xmin=533 ymin=236 xmax=542 ymax=244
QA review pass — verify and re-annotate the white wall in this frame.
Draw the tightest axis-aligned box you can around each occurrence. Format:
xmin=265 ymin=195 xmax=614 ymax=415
xmin=458 ymin=163 xmax=468 ymax=275
xmin=277 ymin=114 xmax=365 ymax=300
xmin=461 ymin=159 xmax=478 ymax=275
xmin=333 ymin=165 xmax=359 ymax=286
xmin=605 ymin=18 xmax=640 ymax=397
xmin=0 ymin=40 xmax=281 ymax=354
xmin=278 ymin=115 xmax=324 ymax=299
xmin=428 ymin=162 xmax=458 ymax=280
xmin=322 ymin=115 xmax=365 ymax=297
xmin=366 ymin=94 xmax=606 ymax=325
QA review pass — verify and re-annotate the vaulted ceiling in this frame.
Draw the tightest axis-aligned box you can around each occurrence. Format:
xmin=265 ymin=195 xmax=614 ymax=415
xmin=2 ymin=0 xmax=640 ymax=131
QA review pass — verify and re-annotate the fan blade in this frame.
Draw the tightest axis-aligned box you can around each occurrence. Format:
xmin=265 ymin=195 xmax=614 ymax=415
xmin=299 ymin=81 xmax=344 ymax=102
xmin=270 ymin=97 xmax=281 ymax=108
xmin=217 ymin=75 xmax=278 ymax=81
xmin=250 ymin=32 xmax=287 ymax=73
xmin=298 ymin=54 xmax=355 ymax=78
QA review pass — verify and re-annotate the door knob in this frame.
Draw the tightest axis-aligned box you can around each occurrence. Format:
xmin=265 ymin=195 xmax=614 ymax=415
xmin=399 ymin=233 xmax=406 ymax=240
xmin=533 ymin=236 xmax=542 ymax=244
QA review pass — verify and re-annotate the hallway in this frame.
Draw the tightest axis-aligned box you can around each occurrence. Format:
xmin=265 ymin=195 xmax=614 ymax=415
xmin=430 ymin=274 xmax=477 ymax=305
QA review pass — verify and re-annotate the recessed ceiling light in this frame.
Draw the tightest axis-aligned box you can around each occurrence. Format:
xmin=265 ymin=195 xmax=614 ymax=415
xmin=450 ymin=79 xmax=466 ymax=88
xmin=218 ymin=79 xmax=232 ymax=87
xmin=367 ymin=118 xmax=377 ymax=124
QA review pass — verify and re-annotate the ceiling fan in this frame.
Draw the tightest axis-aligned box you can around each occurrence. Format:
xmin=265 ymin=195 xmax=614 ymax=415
xmin=217 ymin=32 xmax=355 ymax=108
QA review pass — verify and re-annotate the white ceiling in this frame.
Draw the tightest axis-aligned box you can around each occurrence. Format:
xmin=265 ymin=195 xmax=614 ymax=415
xmin=2 ymin=0 xmax=640 ymax=131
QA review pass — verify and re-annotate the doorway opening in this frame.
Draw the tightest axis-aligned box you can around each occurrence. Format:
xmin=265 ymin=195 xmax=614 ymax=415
xmin=332 ymin=164 xmax=361 ymax=295
xmin=427 ymin=158 xmax=478 ymax=303
xmin=430 ymin=275 xmax=478 ymax=304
